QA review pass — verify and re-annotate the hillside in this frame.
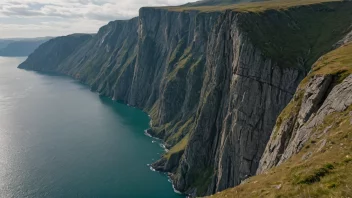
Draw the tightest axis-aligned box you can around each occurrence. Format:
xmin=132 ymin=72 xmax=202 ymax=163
xmin=18 ymin=0 xmax=352 ymax=197
xmin=208 ymin=42 xmax=352 ymax=198
xmin=0 ymin=40 xmax=12 ymax=50
xmin=18 ymin=34 xmax=92 ymax=71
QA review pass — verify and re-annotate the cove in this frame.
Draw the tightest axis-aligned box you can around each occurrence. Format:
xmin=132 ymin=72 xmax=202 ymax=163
xmin=0 ymin=57 xmax=182 ymax=198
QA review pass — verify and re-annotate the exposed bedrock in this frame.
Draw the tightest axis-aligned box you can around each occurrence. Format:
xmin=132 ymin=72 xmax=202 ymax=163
xmin=18 ymin=1 xmax=352 ymax=196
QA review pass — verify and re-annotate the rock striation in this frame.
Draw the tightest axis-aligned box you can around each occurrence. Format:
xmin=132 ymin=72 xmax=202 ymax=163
xmin=210 ymin=42 xmax=352 ymax=198
xmin=258 ymin=42 xmax=352 ymax=174
xmin=18 ymin=1 xmax=352 ymax=197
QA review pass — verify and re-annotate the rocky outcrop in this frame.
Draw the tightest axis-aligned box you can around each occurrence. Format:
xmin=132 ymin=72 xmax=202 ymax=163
xmin=334 ymin=29 xmax=352 ymax=48
xmin=258 ymin=43 xmax=352 ymax=174
xmin=281 ymin=74 xmax=352 ymax=158
xmin=173 ymin=3 xmax=352 ymax=195
xmin=172 ymin=11 xmax=303 ymax=196
xmin=18 ymin=1 xmax=352 ymax=197
xmin=206 ymin=41 xmax=352 ymax=198
xmin=257 ymin=75 xmax=333 ymax=173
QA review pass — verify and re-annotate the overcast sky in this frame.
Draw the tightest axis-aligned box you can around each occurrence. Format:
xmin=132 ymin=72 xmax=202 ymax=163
xmin=0 ymin=0 xmax=197 ymax=38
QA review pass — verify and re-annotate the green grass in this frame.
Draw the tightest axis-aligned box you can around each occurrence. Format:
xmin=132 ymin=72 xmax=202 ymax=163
xmin=304 ymin=42 xmax=352 ymax=84
xmin=191 ymin=167 xmax=214 ymax=195
xmin=154 ymin=0 xmax=352 ymax=72
xmin=160 ymin=0 xmax=341 ymax=12
xmin=169 ymin=39 xmax=187 ymax=66
xmin=237 ymin=1 xmax=352 ymax=71
xmin=167 ymin=44 xmax=194 ymax=81
xmin=166 ymin=118 xmax=194 ymax=144
xmin=296 ymin=164 xmax=334 ymax=184
xmin=164 ymin=133 xmax=190 ymax=159
xmin=274 ymin=42 xmax=352 ymax=135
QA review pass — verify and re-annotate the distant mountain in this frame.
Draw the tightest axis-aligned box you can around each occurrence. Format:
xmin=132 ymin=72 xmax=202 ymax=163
xmin=0 ymin=40 xmax=12 ymax=50
xmin=0 ymin=37 xmax=52 ymax=57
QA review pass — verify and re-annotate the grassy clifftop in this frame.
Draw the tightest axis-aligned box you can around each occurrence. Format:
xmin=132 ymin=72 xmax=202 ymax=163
xmin=162 ymin=0 xmax=340 ymax=12
xmin=207 ymin=43 xmax=352 ymax=198
xmin=154 ymin=0 xmax=352 ymax=72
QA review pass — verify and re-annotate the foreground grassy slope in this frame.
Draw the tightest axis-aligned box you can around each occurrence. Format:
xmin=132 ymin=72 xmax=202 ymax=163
xmin=207 ymin=43 xmax=352 ymax=198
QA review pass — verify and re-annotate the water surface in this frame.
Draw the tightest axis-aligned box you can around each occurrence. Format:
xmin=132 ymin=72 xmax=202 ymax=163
xmin=0 ymin=57 xmax=180 ymax=198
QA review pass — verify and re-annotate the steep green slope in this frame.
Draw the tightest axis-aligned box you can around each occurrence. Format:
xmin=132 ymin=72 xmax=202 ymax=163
xmin=208 ymin=42 xmax=352 ymax=198
xmin=57 ymin=18 xmax=139 ymax=92
xmin=18 ymin=34 xmax=92 ymax=71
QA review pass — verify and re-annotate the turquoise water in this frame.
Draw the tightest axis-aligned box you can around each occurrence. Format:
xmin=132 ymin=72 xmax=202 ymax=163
xmin=0 ymin=57 xmax=181 ymax=198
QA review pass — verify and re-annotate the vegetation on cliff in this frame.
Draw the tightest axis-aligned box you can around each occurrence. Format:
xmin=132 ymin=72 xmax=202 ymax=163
xmin=208 ymin=42 xmax=352 ymax=198
xmin=164 ymin=0 xmax=340 ymax=12
xmin=18 ymin=34 xmax=92 ymax=71
xmin=18 ymin=0 xmax=352 ymax=197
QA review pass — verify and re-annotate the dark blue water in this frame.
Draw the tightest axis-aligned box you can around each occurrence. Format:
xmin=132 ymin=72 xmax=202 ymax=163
xmin=0 ymin=57 xmax=181 ymax=198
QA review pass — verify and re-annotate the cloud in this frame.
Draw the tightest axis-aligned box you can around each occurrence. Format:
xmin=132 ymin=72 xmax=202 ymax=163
xmin=0 ymin=0 xmax=198 ymax=38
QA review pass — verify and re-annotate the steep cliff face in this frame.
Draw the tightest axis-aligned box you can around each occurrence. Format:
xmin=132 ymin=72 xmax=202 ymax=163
xmin=18 ymin=34 xmax=92 ymax=71
xmin=258 ymin=42 xmax=352 ymax=174
xmin=210 ymin=42 xmax=352 ymax=198
xmin=58 ymin=18 xmax=139 ymax=101
xmin=173 ymin=3 xmax=352 ymax=196
xmin=18 ymin=1 xmax=352 ymax=197
xmin=172 ymin=12 xmax=302 ymax=196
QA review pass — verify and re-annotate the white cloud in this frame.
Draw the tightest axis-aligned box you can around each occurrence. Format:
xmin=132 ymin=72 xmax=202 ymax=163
xmin=0 ymin=0 xmax=198 ymax=38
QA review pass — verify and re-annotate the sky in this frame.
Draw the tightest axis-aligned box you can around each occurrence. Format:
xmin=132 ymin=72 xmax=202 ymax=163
xmin=0 ymin=0 xmax=198 ymax=39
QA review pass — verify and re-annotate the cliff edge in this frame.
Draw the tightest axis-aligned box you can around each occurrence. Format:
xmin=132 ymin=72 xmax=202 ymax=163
xmin=18 ymin=0 xmax=352 ymax=196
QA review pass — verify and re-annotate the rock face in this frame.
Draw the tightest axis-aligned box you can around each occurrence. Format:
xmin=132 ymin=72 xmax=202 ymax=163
xmin=172 ymin=12 xmax=303 ymax=196
xmin=334 ymin=29 xmax=352 ymax=48
xmin=18 ymin=1 xmax=352 ymax=197
xmin=205 ymin=41 xmax=352 ymax=198
xmin=258 ymin=74 xmax=352 ymax=173
xmin=18 ymin=34 xmax=92 ymax=71
xmin=257 ymin=75 xmax=333 ymax=173
xmin=257 ymin=44 xmax=352 ymax=174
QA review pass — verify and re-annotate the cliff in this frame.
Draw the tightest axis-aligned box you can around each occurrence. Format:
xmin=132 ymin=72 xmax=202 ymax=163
xmin=18 ymin=0 xmax=352 ymax=197
xmin=209 ymin=41 xmax=352 ymax=198
xmin=18 ymin=34 xmax=92 ymax=71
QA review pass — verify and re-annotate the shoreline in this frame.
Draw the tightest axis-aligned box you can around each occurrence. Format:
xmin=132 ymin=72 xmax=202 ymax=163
xmin=19 ymin=66 xmax=185 ymax=197
xmin=144 ymin=128 xmax=185 ymax=196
